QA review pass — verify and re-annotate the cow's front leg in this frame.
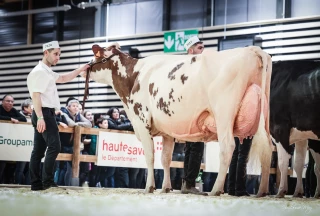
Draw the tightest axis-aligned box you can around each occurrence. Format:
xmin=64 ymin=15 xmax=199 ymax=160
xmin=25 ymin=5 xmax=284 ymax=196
xmin=160 ymin=136 xmax=175 ymax=193
xmin=137 ymin=128 xmax=156 ymax=193
xmin=274 ymin=142 xmax=291 ymax=198
xmin=293 ymin=140 xmax=308 ymax=198
xmin=309 ymin=149 xmax=320 ymax=199
xmin=210 ymin=132 xmax=235 ymax=196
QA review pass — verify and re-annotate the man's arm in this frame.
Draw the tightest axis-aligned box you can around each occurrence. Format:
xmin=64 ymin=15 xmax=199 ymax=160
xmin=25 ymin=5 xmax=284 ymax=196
xmin=56 ymin=64 xmax=89 ymax=84
xmin=33 ymin=92 xmax=46 ymax=133
xmin=12 ymin=109 xmax=27 ymax=122
xmin=33 ymin=92 xmax=43 ymax=118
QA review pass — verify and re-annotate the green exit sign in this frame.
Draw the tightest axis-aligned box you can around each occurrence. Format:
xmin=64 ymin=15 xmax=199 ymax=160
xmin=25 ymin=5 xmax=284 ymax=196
xmin=164 ymin=30 xmax=199 ymax=53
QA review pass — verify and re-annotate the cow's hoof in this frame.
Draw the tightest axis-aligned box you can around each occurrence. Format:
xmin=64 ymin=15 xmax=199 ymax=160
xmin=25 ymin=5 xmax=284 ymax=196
xmin=293 ymin=192 xmax=304 ymax=198
xmin=209 ymin=191 xmax=222 ymax=196
xmin=145 ymin=186 xmax=156 ymax=193
xmin=314 ymin=191 xmax=320 ymax=199
xmin=275 ymin=190 xmax=287 ymax=198
xmin=161 ymin=188 xmax=172 ymax=193
xmin=255 ymin=192 xmax=269 ymax=198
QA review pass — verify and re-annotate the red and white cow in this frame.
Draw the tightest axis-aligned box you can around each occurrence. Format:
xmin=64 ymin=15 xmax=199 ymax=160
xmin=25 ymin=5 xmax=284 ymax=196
xmin=84 ymin=43 xmax=273 ymax=196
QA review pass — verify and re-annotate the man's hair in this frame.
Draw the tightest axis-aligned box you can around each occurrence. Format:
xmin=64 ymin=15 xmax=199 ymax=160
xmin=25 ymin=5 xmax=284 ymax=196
xmin=43 ymin=48 xmax=54 ymax=55
xmin=2 ymin=94 xmax=13 ymax=101
xmin=65 ymin=97 xmax=78 ymax=107
xmin=21 ymin=98 xmax=32 ymax=110
xmin=95 ymin=117 xmax=108 ymax=127
xmin=106 ymin=107 xmax=120 ymax=119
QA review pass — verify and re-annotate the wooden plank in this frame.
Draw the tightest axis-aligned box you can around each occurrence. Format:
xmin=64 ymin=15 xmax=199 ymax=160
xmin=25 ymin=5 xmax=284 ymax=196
xmin=79 ymin=155 xmax=97 ymax=163
xmin=72 ymin=126 xmax=82 ymax=178
xmin=56 ymin=153 xmax=72 ymax=161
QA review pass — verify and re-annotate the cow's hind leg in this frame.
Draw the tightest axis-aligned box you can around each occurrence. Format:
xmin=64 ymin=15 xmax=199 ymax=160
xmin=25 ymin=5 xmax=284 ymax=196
xmin=160 ymin=136 xmax=175 ymax=193
xmin=293 ymin=140 xmax=308 ymax=198
xmin=248 ymin=115 xmax=273 ymax=197
xmin=309 ymin=148 xmax=320 ymax=199
xmin=273 ymin=138 xmax=291 ymax=198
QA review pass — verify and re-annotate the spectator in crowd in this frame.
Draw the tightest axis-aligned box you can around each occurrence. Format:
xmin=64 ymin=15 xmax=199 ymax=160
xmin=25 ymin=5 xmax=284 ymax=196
xmin=14 ymin=98 xmax=34 ymax=184
xmin=83 ymin=110 xmax=94 ymax=127
xmin=78 ymin=103 xmax=84 ymax=115
xmin=58 ymin=97 xmax=91 ymax=186
xmin=19 ymin=98 xmax=33 ymax=123
xmin=0 ymin=95 xmax=27 ymax=183
xmin=106 ymin=107 xmax=133 ymax=188
xmin=0 ymin=95 xmax=27 ymax=123
xmin=89 ymin=117 xmax=109 ymax=187
xmin=118 ymin=109 xmax=145 ymax=189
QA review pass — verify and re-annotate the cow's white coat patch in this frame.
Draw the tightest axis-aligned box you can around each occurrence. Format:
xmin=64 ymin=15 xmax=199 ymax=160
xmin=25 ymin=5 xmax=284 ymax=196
xmin=289 ymin=128 xmax=319 ymax=144
xmin=90 ymin=67 xmax=113 ymax=85
xmin=271 ymin=136 xmax=291 ymax=196
xmin=309 ymin=149 xmax=320 ymax=198
xmin=113 ymin=55 xmax=128 ymax=78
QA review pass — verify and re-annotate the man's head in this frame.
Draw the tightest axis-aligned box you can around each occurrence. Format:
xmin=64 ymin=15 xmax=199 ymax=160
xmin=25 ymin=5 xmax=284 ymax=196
xmin=184 ymin=36 xmax=204 ymax=55
xmin=21 ymin=98 xmax=33 ymax=114
xmin=67 ymin=98 xmax=80 ymax=116
xmin=42 ymin=41 xmax=61 ymax=66
xmin=2 ymin=95 xmax=14 ymax=112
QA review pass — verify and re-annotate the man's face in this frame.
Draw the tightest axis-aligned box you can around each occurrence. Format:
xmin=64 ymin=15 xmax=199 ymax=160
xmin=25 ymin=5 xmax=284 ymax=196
xmin=2 ymin=95 xmax=14 ymax=112
xmin=24 ymin=104 xmax=33 ymax=114
xmin=68 ymin=102 xmax=79 ymax=115
xmin=45 ymin=48 xmax=61 ymax=66
xmin=190 ymin=43 xmax=204 ymax=55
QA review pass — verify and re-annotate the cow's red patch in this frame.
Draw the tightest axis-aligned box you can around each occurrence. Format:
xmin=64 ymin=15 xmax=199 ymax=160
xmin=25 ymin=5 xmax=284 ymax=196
xmin=168 ymin=63 xmax=184 ymax=80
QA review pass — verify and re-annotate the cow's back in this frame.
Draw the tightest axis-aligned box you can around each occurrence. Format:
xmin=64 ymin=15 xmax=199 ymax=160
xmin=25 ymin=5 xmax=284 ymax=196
xmin=270 ymin=60 xmax=320 ymax=142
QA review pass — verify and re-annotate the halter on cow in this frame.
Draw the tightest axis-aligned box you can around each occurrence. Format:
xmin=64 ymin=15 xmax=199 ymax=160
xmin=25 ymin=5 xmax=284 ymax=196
xmin=82 ymin=42 xmax=273 ymax=197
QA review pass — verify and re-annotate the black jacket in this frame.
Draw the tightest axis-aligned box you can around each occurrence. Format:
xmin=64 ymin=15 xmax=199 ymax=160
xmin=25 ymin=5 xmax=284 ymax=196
xmin=107 ymin=117 xmax=134 ymax=131
xmin=0 ymin=105 xmax=27 ymax=122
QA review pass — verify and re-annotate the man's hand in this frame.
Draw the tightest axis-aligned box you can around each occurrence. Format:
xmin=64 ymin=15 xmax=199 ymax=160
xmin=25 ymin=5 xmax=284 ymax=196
xmin=78 ymin=64 xmax=90 ymax=74
xmin=11 ymin=118 xmax=19 ymax=123
xmin=37 ymin=118 xmax=46 ymax=133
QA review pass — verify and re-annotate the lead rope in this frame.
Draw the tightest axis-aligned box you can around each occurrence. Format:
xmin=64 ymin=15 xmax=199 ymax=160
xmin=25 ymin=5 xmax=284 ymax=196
xmin=82 ymin=67 xmax=91 ymax=110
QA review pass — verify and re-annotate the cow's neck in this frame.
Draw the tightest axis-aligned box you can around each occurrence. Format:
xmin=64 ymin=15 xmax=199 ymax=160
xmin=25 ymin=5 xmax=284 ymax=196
xmin=110 ymin=54 xmax=139 ymax=107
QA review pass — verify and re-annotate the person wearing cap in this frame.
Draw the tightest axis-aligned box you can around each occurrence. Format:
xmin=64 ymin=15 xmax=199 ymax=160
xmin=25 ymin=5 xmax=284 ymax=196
xmin=184 ymin=35 xmax=204 ymax=55
xmin=27 ymin=41 xmax=89 ymax=191
xmin=180 ymin=36 xmax=207 ymax=196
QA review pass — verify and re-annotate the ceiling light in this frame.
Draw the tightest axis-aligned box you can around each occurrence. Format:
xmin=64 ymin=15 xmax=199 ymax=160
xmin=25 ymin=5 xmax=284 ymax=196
xmin=77 ymin=1 xmax=103 ymax=9
xmin=0 ymin=4 xmax=71 ymax=17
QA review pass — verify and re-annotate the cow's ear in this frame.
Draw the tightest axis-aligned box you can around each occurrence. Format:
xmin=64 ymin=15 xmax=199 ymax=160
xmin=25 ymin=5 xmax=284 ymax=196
xmin=92 ymin=44 xmax=100 ymax=56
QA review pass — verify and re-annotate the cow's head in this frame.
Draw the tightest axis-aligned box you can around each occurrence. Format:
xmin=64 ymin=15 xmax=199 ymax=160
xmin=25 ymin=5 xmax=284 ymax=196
xmin=82 ymin=42 xmax=125 ymax=85
xmin=84 ymin=42 xmax=140 ymax=106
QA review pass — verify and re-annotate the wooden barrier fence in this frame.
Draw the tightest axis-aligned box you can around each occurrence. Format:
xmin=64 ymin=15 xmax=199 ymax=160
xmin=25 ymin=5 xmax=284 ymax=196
xmin=0 ymin=121 xmax=292 ymax=187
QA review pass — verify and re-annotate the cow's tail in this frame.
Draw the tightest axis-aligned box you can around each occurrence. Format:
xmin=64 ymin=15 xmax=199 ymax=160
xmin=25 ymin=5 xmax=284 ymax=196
xmin=247 ymin=47 xmax=273 ymax=175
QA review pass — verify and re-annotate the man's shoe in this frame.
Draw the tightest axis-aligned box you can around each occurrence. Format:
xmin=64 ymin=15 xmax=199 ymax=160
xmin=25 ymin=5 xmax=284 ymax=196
xmin=228 ymin=190 xmax=236 ymax=196
xmin=181 ymin=180 xmax=208 ymax=196
xmin=235 ymin=191 xmax=250 ymax=197
xmin=31 ymin=185 xmax=44 ymax=191
xmin=43 ymin=182 xmax=58 ymax=190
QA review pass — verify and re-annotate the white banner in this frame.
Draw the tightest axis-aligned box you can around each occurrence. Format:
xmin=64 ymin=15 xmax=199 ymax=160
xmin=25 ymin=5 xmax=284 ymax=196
xmin=96 ymin=131 xmax=163 ymax=169
xmin=0 ymin=123 xmax=34 ymax=162
xmin=204 ymin=142 xmax=220 ymax=172
xmin=205 ymin=141 xmax=261 ymax=175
